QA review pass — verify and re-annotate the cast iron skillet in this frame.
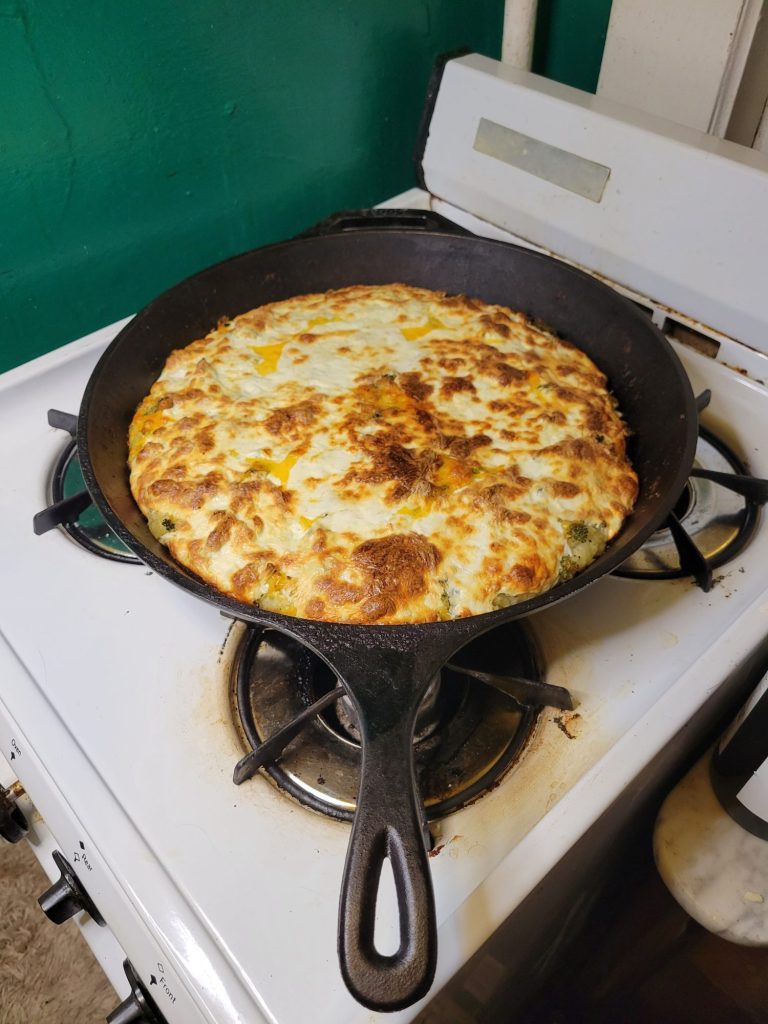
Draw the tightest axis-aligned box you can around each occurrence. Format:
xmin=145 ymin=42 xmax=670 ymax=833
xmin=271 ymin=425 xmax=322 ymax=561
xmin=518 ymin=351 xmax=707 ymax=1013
xmin=78 ymin=211 xmax=697 ymax=1012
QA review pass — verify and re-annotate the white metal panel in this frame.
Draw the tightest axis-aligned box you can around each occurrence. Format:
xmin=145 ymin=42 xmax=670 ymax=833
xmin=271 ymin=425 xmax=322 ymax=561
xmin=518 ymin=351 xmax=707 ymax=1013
xmin=597 ymin=0 xmax=762 ymax=134
xmin=429 ymin=196 xmax=768 ymax=385
xmin=421 ymin=53 xmax=768 ymax=355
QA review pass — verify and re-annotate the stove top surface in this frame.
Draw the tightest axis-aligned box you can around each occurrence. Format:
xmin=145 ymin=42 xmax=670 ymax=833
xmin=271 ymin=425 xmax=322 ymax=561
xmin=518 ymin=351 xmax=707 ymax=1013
xmin=2 ymin=301 xmax=768 ymax=1023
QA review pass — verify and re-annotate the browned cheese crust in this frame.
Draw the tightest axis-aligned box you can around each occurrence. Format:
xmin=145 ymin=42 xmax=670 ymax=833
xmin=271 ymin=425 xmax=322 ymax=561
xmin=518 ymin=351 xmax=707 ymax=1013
xmin=128 ymin=284 xmax=638 ymax=623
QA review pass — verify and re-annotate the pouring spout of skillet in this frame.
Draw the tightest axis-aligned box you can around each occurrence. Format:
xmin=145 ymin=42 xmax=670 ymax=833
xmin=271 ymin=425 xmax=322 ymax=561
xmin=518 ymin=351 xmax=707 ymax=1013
xmin=76 ymin=213 xmax=698 ymax=1011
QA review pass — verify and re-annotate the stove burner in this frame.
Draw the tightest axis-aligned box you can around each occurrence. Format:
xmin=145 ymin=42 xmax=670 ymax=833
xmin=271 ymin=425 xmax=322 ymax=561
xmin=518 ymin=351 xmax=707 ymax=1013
xmin=231 ymin=622 xmax=550 ymax=822
xmin=33 ymin=410 xmax=139 ymax=563
xmin=616 ymin=409 xmax=767 ymax=589
xmin=334 ymin=673 xmax=443 ymax=745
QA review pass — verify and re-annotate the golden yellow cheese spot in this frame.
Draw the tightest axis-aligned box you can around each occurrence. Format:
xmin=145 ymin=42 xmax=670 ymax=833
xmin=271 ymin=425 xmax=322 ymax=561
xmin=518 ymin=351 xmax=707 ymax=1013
xmin=249 ymin=451 xmax=299 ymax=487
xmin=398 ymin=504 xmax=431 ymax=520
xmin=250 ymin=341 xmax=287 ymax=376
xmin=138 ymin=412 xmax=170 ymax=435
xmin=356 ymin=379 xmax=410 ymax=414
xmin=263 ymin=569 xmax=297 ymax=616
xmin=299 ymin=515 xmax=316 ymax=530
xmin=400 ymin=316 xmax=445 ymax=341
xmin=398 ymin=458 xmax=479 ymax=518
xmin=266 ymin=568 xmax=290 ymax=593
xmin=307 ymin=316 xmax=337 ymax=328
xmin=378 ymin=390 xmax=409 ymax=412
xmin=434 ymin=456 xmax=474 ymax=489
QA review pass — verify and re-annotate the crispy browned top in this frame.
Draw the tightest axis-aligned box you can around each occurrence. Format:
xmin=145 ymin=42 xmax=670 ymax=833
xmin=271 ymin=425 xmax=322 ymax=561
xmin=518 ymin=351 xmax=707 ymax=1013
xmin=128 ymin=284 xmax=637 ymax=623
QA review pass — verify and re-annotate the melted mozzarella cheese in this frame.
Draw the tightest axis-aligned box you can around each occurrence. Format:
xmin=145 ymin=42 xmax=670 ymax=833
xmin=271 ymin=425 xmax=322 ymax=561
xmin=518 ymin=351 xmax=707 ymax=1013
xmin=128 ymin=284 xmax=638 ymax=623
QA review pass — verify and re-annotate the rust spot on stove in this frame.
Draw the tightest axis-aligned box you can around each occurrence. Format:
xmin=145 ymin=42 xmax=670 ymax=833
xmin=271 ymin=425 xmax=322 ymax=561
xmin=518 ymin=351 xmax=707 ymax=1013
xmin=721 ymin=361 xmax=750 ymax=378
xmin=554 ymin=712 xmax=581 ymax=739
xmin=429 ymin=834 xmax=467 ymax=857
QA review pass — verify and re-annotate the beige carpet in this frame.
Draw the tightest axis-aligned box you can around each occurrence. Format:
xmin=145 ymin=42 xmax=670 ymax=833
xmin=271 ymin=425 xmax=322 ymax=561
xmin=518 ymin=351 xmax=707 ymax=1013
xmin=0 ymin=839 xmax=116 ymax=1023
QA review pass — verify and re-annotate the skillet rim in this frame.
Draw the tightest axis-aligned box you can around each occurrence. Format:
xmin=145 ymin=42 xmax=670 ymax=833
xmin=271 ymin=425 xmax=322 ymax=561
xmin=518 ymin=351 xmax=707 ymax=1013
xmin=77 ymin=226 xmax=699 ymax=637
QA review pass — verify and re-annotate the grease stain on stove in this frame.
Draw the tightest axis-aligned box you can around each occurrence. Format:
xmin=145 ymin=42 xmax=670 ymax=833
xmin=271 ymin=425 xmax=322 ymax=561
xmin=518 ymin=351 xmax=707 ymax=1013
xmin=721 ymin=360 xmax=756 ymax=381
xmin=434 ymin=710 xmax=592 ymax=877
xmin=183 ymin=622 xmax=250 ymax=765
xmin=448 ymin=834 xmax=485 ymax=860
xmin=545 ymin=648 xmax=592 ymax=695
xmin=181 ymin=622 xmax=352 ymax=838
xmin=217 ymin=618 xmax=236 ymax=663
xmin=428 ymin=833 xmax=482 ymax=860
xmin=553 ymin=712 xmax=582 ymax=739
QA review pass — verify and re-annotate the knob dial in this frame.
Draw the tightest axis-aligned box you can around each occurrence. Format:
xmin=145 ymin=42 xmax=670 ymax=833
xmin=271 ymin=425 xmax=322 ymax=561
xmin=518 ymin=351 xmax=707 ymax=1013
xmin=107 ymin=960 xmax=165 ymax=1024
xmin=0 ymin=784 xmax=28 ymax=844
xmin=38 ymin=850 xmax=105 ymax=925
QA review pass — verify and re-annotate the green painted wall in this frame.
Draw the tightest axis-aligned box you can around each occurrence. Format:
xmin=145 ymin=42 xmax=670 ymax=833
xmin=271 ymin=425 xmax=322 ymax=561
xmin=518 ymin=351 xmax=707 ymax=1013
xmin=1 ymin=1 xmax=503 ymax=374
xmin=533 ymin=0 xmax=613 ymax=93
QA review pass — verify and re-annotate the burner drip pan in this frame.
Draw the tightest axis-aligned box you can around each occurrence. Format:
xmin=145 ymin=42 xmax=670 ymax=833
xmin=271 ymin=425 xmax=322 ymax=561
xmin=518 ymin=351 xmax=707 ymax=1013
xmin=51 ymin=442 xmax=139 ymax=562
xmin=615 ymin=426 xmax=759 ymax=580
xmin=231 ymin=622 xmax=542 ymax=822
xmin=34 ymin=410 xmax=139 ymax=563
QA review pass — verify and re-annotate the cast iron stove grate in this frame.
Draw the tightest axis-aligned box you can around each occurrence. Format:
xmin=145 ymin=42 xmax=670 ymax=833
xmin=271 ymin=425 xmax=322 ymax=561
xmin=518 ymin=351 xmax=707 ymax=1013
xmin=33 ymin=410 xmax=140 ymax=563
xmin=231 ymin=621 xmax=572 ymax=825
xmin=615 ymin=391 xmax=768 ymax=590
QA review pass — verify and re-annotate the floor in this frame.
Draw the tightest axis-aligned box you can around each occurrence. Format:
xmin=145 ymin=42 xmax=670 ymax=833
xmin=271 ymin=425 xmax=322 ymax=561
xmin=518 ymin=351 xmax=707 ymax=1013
xmin=521 ymin=837 xmax=768 ymax=1024
xmin=0 ymin=838 xmax=115 ymax=1024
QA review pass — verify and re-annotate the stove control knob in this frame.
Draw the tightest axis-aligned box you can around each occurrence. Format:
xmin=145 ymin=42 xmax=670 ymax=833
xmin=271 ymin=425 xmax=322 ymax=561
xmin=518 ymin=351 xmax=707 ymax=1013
xmin=38 ymin=849 xmax=105 ymax=925
xmin=107 ymin=960 xmax=165 ymax=1023
xmin=0 ymin=783 xmax=28 ymax=844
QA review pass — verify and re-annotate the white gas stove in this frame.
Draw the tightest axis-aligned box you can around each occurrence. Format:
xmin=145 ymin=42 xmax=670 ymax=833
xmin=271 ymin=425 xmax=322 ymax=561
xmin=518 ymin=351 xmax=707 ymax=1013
xmin=2 ymin=53 xmax=768 ymax=1024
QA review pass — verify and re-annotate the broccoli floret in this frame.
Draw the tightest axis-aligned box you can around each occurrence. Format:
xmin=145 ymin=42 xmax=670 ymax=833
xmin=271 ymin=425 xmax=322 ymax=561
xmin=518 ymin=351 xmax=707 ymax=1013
xmin=566 ymin=521 xmax=589 ymax=545
xmin=162 ymin=517 xmax=176 ymax=532
xmin=558 ymin=555 xmax=578 ymax=581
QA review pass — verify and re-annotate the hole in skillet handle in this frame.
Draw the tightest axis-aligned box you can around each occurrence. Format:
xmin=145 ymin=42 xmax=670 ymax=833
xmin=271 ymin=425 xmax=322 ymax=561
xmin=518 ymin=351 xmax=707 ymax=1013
xmin=338 ymin=729 xmax=437 ymax=1011
xmin=373 ymin=857 xmax=401 ymax=956
xmin=295 ymin=207 xmax=473 ymax=240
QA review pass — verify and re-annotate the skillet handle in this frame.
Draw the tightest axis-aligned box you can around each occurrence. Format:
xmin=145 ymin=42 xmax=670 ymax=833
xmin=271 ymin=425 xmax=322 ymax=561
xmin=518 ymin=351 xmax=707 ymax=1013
xmin=297 ymin=207 xmax=471 ymax=239
xmin=338 ymin=719 xmax=436 ymax=1012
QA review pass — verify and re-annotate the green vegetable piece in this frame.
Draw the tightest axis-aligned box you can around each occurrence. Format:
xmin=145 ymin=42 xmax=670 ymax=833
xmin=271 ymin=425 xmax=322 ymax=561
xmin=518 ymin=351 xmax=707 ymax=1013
xmin=558 ymin=555 xmax=578 ymax=581
xmin=162 ymin=517 xmax=176 ymax=532
xmin=566 ymin=521 xmax=589 ymax=545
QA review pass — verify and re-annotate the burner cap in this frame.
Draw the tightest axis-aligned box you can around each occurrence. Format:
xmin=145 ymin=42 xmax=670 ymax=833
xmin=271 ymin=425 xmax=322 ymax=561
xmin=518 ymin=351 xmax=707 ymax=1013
xmin=231 ymin=623 xmax=542 ymax=822
xmin=615 ymin=426 xmax=759 ymax=580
